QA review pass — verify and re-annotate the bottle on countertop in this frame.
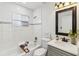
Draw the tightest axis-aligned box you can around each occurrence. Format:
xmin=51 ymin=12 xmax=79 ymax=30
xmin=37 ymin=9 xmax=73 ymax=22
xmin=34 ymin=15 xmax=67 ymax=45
xmin=56 ymin=35 xmax=59 ymax=40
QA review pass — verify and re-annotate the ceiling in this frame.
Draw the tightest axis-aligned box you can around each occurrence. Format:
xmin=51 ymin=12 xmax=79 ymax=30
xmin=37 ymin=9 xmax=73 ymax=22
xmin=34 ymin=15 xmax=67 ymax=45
xmin=15 ymin=2 xmax=45 ymax=10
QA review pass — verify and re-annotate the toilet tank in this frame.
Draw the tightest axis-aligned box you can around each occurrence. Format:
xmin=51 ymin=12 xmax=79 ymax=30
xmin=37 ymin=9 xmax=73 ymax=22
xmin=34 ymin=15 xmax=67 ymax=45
xmin=41 ymin=38 xmax=51 ymax=49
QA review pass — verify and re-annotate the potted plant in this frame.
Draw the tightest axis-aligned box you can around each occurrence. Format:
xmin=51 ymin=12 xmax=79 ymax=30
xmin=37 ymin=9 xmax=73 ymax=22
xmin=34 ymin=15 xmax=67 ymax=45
xmin=68 ymin=30 xmax=77 ymax=45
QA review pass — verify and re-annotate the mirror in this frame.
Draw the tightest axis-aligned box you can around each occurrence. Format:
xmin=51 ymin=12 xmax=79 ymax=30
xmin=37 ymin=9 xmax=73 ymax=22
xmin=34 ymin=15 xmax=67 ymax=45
xmin=56 ymin=6 xmax=77 ymax=36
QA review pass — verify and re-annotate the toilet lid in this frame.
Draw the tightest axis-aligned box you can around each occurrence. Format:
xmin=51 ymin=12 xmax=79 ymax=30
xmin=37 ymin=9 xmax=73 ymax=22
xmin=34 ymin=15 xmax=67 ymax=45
xmin=34 ymin=48 xmax=47 ymax=55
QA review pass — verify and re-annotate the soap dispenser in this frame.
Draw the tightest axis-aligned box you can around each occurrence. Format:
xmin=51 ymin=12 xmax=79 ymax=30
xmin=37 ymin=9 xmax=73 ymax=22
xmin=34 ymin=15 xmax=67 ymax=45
xmin=56 ymin=35 xmax=59 ymax=40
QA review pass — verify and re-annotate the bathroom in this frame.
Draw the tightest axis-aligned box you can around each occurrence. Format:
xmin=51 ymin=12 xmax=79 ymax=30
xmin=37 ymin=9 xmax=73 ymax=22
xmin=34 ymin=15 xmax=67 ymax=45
xmin=0 ymin=1 xmax=79 ymax=57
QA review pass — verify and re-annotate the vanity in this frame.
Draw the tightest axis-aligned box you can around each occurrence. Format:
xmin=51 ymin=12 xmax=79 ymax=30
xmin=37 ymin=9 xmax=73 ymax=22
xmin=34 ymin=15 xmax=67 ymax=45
xmin=47 ymin=39 xmax=79 ymax=56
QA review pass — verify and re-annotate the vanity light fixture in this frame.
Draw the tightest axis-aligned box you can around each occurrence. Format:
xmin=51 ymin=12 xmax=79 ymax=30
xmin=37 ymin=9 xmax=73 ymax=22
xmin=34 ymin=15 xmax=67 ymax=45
xmin=55 ymin=2 xmax=76 ymax=9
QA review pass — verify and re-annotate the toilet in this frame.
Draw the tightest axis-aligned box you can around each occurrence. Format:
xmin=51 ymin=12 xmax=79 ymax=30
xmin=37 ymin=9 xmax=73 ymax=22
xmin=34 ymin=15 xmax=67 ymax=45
xmin=33 ymin=38 xmax=50 ymax=56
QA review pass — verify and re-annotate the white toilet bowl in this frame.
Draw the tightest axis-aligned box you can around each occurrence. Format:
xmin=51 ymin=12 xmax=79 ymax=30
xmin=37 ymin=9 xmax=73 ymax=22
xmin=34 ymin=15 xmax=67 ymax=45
xmin=33 ymin=48 xmax=47 ymax=56
xmin=33 ymin=38 xmax=50 ymax=56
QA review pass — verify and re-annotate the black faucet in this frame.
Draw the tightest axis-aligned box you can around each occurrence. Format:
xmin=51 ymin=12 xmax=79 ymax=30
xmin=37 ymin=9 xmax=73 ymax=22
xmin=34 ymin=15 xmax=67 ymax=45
xmin=62 ymin=37 xmax=68 ymax=42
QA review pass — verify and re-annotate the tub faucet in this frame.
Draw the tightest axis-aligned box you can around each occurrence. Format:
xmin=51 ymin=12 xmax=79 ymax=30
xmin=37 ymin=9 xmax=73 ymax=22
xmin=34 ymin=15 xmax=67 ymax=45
xmin=34 ymin=37 xmax=38 ymax=45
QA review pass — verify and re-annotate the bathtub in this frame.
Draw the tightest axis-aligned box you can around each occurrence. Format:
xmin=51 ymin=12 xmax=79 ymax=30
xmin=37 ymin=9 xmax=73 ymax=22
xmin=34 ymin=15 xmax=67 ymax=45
xmin=0 ymin=42 xmax=41 ymax=56
xmin=19 ymin=42 xmax=41 ymax=56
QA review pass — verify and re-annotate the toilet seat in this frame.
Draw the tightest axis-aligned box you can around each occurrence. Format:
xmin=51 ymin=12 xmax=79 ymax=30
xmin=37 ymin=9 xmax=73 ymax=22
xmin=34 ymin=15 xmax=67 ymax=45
xmin=34 ymin=48 xmax=47 ymax=56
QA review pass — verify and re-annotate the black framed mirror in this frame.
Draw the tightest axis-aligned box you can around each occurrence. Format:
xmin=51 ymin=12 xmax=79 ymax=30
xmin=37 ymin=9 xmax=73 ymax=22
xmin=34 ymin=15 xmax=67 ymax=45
xmin=56 ymin=6 xmax=77 ymax=36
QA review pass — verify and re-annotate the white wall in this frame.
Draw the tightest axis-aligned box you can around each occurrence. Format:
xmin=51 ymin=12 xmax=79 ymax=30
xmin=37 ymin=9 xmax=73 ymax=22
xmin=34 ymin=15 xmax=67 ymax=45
xmin=32 ymin=3 xmax=56 ymax=45
xmin=32 ymin=2 xmax=56 ymax=44
xmin=32 ymin=8 xmax=42 ymax=44
xmin=41 ymin=3 xmax=55 ymax=38
xmin=0 ymin=2 xmax=34 ymax=55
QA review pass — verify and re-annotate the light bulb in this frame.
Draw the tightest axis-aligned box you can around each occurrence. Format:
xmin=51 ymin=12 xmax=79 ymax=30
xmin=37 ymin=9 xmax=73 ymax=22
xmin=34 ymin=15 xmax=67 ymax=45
xmin=59 ymin=2 xmax=64 ymax=8
xmin=55 ymin=3 xmax=59 ymax=9
xmin=55 ymin=6 xmax=58 ymax=9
